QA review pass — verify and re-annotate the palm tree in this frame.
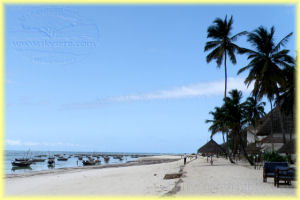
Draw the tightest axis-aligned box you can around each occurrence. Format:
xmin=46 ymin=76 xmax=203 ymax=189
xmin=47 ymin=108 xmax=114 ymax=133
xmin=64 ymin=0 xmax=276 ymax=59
xmin=223 ymin=89 xmax=254 ymax=165
xmin=204 ymin=15 xmax=246 ymax=98
xmin=243 ymin=97 xmax=266 ymax=128
xmin=277 ymin=63 xmax=295 ymax=116
xmin=237 ymin=26 xmax=294 ymax=149
xmin=206 ymin=106 xmax=234 ymax=163
xmin=242 ymin=97 xmax=265 ymax=148
xmin=276 ymin=63 xmax=295 ymax=142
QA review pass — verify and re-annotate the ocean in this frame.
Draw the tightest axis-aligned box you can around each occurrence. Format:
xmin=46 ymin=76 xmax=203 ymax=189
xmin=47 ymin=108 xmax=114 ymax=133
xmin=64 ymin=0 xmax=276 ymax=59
xmin=5 ymin=150 xmax=157 ymax=175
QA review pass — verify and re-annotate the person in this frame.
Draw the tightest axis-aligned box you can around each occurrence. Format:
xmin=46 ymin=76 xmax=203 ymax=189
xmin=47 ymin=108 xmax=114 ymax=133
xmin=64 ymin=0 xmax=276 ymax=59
xmin=184 ymin=154 xmax=187 ymax=165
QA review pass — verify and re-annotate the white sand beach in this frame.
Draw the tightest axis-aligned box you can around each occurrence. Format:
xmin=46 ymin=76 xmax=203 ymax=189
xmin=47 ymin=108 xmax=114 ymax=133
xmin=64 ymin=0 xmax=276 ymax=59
xmin=177 ymin=157 xmax=296 ymax=196
xmin=5 ymin=155 xmax=296 ymax=196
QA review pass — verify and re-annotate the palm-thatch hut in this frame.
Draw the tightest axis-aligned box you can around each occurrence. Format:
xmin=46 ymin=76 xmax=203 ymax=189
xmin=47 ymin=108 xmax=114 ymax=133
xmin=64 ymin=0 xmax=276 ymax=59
xmin=256 ymin=106 xmax=294 ymax=137
xmin=277 ymin=139 xmax=295 ymax=154
xmin=197 ymin=139 xmax=225 ymax=154
xmin=255 ymin=106 xmax=295 ymax=151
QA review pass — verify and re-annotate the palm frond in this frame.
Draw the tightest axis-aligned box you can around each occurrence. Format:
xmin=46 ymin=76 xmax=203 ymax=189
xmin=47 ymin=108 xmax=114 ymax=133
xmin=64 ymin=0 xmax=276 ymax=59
xmin=273 ymin=32 xmax=293 ymax=53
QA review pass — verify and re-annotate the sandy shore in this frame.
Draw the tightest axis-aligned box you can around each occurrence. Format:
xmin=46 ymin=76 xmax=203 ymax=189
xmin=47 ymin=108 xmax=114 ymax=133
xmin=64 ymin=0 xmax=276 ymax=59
xmin=5 ymin=155 xmax=182 ymax=196
xmin=176 ymin=156 xmax=296 ymax=196
xmin=5 ymin=155 xmax=296 ymax=196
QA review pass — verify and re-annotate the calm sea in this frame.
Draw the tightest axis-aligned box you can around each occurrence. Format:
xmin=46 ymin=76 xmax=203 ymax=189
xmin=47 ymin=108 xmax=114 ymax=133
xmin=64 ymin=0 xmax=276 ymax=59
xmin=5 ymin=150 xmax=157 ymax=175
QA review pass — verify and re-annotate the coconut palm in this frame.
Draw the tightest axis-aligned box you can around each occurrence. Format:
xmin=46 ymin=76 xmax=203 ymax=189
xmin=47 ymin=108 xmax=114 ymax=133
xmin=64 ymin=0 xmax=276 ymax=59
xmin=277 ymin=63 xmax=295 ymax=116
xmin=206 ymin=106 xmax=234 ymax=163
xmin=204 ymin=15 xmax=246 ymax=98
xmin=243 ymin=97 xmax=266 ymax=128
xmin=276 ymin=63 xmax=295 ymax=142
xmin=242 ymin=97 xmax=266 ymax=148
xmin=237 ymin=26 xmax=294 ymax=148
xmin=206 ymin=89 xmax=256 ymax=164
xmin=222 ymin=89 xmax=254 ymax=165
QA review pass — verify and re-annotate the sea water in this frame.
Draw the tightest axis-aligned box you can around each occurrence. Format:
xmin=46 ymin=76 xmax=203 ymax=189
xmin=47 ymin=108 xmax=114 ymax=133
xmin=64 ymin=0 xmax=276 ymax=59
xmin=5 ymin=150 xmax=157 ymax=175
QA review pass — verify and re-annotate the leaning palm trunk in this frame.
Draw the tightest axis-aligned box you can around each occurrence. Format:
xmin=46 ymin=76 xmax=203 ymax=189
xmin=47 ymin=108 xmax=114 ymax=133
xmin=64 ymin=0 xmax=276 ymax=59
xmin=239 ymin=130 xmax=254 ymax=166
xmin=276 ymin=94 xmax=287 ymax=144
xmin=224 ymin=50 xmax=227 ymax=98
xmin=226 ymin=132 xmax=235 ymax=163
xmin=269 ymin=99 xmax=274 ymax=151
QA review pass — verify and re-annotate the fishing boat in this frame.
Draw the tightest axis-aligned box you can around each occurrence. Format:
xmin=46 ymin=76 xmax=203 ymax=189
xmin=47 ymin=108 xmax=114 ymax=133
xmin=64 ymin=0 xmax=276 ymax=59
xmin=57 ymin=157 xmax=68 ymax=161
xmin=82 ymin=157 xmax=100 ymax=166
xmin=15 ymin=158 xmax=30 ymax=162
xmin=104 ymin=156 xmax=110 ymax=162
xmin=11 ymin=160 xmax=32 ymax=167
xmin=48 ymin=157 xmax=55 ymax=165
xmin=31 ymin=158 xmax=46 ymax=162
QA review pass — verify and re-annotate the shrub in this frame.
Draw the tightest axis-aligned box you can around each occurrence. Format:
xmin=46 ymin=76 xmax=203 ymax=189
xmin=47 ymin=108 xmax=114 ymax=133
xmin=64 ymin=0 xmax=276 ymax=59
xmin=262 ymin=151 xmax=288 ymax=162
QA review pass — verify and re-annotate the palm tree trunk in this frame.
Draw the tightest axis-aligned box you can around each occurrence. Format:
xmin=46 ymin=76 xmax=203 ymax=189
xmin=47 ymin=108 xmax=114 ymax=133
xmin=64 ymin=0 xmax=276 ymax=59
xmin=222 ymin=133 xmax=225 ymax=144
xmin=226 ymin=131 xmax=235 ymax=163
xmin=275 ymin=93 xmax=286 ymax=144
xmin=269 ymin=99 xmax=274 ymax=152
xmin=224 ymin=50 xmax=227 ymax=98
xmin=239 ymin=130 xmax=254 ymax=166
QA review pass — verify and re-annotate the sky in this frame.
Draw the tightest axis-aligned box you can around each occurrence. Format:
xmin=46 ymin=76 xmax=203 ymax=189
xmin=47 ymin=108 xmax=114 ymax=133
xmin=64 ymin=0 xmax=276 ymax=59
xmin=5 ymin=4 xmax=296 ymax=153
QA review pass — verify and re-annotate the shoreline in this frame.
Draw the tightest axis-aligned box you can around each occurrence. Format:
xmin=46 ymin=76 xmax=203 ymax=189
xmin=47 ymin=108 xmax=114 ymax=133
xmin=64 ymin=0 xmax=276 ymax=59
xmin=5 ymin=155 xmax=181 ymax=179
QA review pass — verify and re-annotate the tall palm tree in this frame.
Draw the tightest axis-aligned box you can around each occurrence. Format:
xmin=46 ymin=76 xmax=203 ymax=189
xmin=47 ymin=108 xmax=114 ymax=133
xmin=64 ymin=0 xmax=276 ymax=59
xmin=277 ymin=63 xmax=295 ymax=116
xmin=204 ymin=15 xmax=246 ymax=98
xmin=237 ymin=26 xmax=294 ymax=149
xmin=276 ymin=63 xmax=295 ymax=142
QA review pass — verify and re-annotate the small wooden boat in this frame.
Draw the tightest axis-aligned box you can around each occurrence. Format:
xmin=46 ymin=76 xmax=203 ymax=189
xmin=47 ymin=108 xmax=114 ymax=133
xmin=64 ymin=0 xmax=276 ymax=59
xmin=11 ymin=160 xmax=32 ymax=167
xmin=31 ymin=158 xmax=46 ymax=162
xmin=48 ymin=157 xmax=55 ymax=165
xmin=15 ymin=158 xmax=30 ymax=162
xmin=82 ymin=158 xmax=101 ymax=166
xmin=82 ymin=160 xmax=95 ymax=166
xmin=104 ymin=156 xmax=110 ymax=162
xmin=57 ymin=157 xmax=68 ymax=161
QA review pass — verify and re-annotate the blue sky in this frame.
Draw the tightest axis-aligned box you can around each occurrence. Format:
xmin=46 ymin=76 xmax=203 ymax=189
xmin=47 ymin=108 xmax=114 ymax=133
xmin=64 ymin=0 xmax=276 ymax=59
xmin=5 ymin=5 xmax=295 ymax=153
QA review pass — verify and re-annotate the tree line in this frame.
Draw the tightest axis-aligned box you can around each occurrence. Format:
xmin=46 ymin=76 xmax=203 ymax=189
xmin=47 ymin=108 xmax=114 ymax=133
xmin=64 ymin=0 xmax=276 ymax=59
xmin=204 ymin=16 xmax=295 ymax=165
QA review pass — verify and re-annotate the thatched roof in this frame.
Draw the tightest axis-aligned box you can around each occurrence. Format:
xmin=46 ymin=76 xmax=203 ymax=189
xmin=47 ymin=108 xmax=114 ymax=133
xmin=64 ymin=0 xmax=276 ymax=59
xmin=256 ymin=106 xmax=294 ymax=136
xmin=277 ymin=140 xmax=295 ymax=154
xmin=261 ymin=136 xmax=284 ymax=144
xmin=197 ymin=139 xmax=225 ymax=154
xmin=246 ymin=142 xmax=262 ymax=153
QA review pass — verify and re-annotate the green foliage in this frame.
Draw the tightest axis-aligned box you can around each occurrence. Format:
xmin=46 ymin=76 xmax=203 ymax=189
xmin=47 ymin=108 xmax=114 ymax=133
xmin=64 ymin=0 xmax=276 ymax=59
xmin=262 ymin=151 xmax=288 ymax=162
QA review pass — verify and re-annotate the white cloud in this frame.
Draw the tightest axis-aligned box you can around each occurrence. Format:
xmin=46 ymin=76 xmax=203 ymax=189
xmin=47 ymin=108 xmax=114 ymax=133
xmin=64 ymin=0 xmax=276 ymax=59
xmin=109 ymin=77 xmax=252 ymax=101
xmin=62 ymin=77 xmax=253 ymax=109
xmin=5 ymin=139 xmax=80 ymax=147
xmin=5 ymin=139 xmax=22 ymax=146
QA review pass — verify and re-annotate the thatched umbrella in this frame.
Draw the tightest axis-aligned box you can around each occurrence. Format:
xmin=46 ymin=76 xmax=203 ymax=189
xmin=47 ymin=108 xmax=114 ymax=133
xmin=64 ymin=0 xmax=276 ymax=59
xmin=197 ymin=139 xmax=224 ymax=165
xmin=197 ymin=139 xmax=225 ymax=154
xmin=277 ymin=139 xmax=295 ymax=154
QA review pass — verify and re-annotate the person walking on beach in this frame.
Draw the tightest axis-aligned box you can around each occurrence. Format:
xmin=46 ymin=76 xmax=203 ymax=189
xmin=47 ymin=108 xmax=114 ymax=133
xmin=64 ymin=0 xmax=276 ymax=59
xmin=184 ymin=154 xmax=187 ymax=165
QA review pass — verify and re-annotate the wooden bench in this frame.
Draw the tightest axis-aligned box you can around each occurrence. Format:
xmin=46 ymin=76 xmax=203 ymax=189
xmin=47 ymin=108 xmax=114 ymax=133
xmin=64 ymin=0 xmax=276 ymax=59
xmin=263 ymin=162 xmax=288 ymax=182
xmin=274 ymin=167 xmax=295 ymax=187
